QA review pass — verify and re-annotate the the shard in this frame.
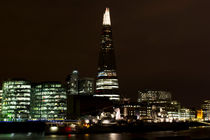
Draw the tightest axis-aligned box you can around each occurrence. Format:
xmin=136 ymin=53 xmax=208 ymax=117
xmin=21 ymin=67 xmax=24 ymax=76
xmin=95 ymin=8 xmax=120 ymax=101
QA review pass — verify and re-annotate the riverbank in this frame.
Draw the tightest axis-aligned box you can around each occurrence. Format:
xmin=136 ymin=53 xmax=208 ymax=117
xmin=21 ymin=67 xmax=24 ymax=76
xmin=0 ymin=121 xmax=207 ymax=134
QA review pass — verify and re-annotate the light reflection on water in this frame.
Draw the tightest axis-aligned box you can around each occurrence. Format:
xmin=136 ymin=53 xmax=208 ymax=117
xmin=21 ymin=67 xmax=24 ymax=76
xmin=0 ymin=127 xmax=210 ymax=140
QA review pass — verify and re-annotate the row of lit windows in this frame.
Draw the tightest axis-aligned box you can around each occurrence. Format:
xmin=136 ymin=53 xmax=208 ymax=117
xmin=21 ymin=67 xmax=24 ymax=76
xmin=5 ymin=98 xmax=30 ymax=101
xmin=96 ymin=79 xmax=118 ymax=86
xmin=97 ymin=85 xmax=119 ymax=90
xmin=97 ymin=71 xmax=117 ymax=77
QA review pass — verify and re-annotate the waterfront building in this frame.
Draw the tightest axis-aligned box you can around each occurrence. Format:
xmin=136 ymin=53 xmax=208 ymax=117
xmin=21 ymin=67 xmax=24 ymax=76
xmin=179 ymin=108 xmax=196 ymax=121
xmin=137 ymin=90 xmax=180 ymax=122
xmin=138 ymin=90 xmax=172 ymax=103
xmin=0 ymin=90 xmax=2 ymax=113
xmin=66 ymin=70 xmax=94 ymax=95
xmin=94 ymin=8 xmax=120 ymax=101
xmin=31 ymin=82 xmax=67 ymax=120
xmin=1 ymin=80 xmax=31 ymax=121
xmin=201 ymin=100 xmax=210 ymax=121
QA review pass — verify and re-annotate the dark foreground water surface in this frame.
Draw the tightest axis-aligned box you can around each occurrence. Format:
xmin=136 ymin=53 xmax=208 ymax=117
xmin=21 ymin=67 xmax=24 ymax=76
xmin=0 ymin=127 xmax=210 ymax=140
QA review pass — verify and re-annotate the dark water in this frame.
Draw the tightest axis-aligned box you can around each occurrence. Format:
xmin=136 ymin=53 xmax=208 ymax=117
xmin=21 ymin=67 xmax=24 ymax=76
xmin=0 ymin=127 xmax=210 ymax=140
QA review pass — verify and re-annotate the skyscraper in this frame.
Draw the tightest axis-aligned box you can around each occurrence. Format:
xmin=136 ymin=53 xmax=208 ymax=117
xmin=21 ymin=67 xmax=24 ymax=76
xmin=95 ymin=8 xmax=120 ymax=101
xmin=66 ymin=70 xmax=79 ymax=95
xmin=66 ymin=70 xmax=94 ymax=95
xmin=79 ymin=77 xmax=94 ymax=95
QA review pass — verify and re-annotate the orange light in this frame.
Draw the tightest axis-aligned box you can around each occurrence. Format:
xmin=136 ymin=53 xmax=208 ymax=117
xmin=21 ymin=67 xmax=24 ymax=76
xmin=197 ymin=109 xmax=203 ymax=119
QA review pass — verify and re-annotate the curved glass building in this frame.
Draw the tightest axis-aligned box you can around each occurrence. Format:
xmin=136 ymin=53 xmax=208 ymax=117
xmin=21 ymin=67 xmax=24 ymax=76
xmin=2 ymin=80 xmax=31 ymax=121
xmin=31 ymin=82 xmax=67 ymax=120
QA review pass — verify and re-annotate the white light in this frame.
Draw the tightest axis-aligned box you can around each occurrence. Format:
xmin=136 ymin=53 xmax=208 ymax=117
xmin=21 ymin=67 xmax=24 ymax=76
xmin=85 ymin=119 xmax=90 ymax=124
xmin=92 ymin=119 xmax=98 ymax=124
xmin=94 ymin=94 xmax=119 ymax=97
xmin=103 ymin=8 xmax=111 ymax=25
xmin=50 ymin=126 xmax=58 ymax=132
xmin=102 ymin=119 xmax=110 ymax=124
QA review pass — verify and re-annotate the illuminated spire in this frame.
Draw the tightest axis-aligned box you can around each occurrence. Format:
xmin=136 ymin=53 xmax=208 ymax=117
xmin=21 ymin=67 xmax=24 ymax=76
xmin=103 ymin=8 xmax=111 ymax=25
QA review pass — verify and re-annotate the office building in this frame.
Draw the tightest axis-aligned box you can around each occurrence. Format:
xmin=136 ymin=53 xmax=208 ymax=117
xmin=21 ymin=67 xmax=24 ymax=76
xmin=66 ymin=70 xmax=94 ymax=95
xmin=0 ymin=90 xmax=2 ymax=113
xmin=202 ymin=100 xmax=210 ymax=121
xmin=138 ymin=90 xmax=172 ymax=103
xmin=66 ymin=70 xmax=79 ymax=95
xmin=31 ymin=82 xmax=67 ymax=120
xmin=1 ymin=80 xmax=31 ymax=121
xmin=95 ymin=8 xmax=120 ymax=101
xmin=136 ymin=90 xmax=180 ymax=122
xmin=79 ymin=77 xmax=94 ymax=94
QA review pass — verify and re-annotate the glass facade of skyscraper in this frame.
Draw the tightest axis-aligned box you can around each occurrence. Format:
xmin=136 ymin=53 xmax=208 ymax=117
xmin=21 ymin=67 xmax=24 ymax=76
xmin=66 ymin=70 xmax=79 ymax=95
xmin=1 ymin=80 xmax=31 ymax=121
xmin=79 ymin=78 xmax=94 ymax=95
xmin=31 ymin=82 xmax=67 ymax=120
xmin=66 ymin=70 xmax=94 ymax=95
xmin=95 ymin=8 xmax=120 ymax=101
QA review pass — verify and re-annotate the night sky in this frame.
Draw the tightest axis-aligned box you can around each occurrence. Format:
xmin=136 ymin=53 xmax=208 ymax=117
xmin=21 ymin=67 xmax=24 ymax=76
xmin=0 ymin=0 xmax=210 ymax=107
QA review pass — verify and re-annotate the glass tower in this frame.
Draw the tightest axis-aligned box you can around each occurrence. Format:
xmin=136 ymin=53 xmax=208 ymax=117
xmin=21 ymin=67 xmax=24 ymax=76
xmin=95 ymin=8 xmax=120 ymax=101
xmin=66 ymin=70 xmax=95 ymax=95
xmin=79 ymin=77 xmax=94 ymax=95
xmin=66 ymin=70 xmax=79 ymax=95
xmin=2 ymin=80 xmax=31 ymax=121
xmin=31 ymin=82 xmax=67 ymax=120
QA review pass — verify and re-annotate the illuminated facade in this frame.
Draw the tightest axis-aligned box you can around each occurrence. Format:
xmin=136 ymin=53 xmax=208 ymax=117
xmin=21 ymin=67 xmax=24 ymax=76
xmin=1 ymin=80 xmax=31 ymax=121
xmin=66 ymin=70 xmax=79 ymax=95
xmin=0 ymin=90 xmax=2 ymax=113
xmin=136 ymin=90 xmax=180 ymax=122
xmin=66 ymin=70 xmax=94 ymax=95
xmin=138 ymin=90 xmax=172 ymax=103
xmin=31 ymin=82 xmax=67 ymax=120
xmin=79 ymin=78 xmax=94 ymax=94
xmin=202 ymin=100 xmax=210 ymax=121
xmin=196 ymin=109 xmax=203 ymax=120
xmin=95 ymin=8 xmax=120 ymax=101
xmin=179 ymin=108 xmax=196 ymax=121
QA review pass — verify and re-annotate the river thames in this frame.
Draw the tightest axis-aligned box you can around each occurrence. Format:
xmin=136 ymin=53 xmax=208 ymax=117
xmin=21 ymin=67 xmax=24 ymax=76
xmin=0 ymin=127 xmax=209 ymax=140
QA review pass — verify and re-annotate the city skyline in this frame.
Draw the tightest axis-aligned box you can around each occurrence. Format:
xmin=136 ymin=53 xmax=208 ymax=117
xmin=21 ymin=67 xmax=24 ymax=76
xmin=1 ymin=0 xmax=210 ymax=107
